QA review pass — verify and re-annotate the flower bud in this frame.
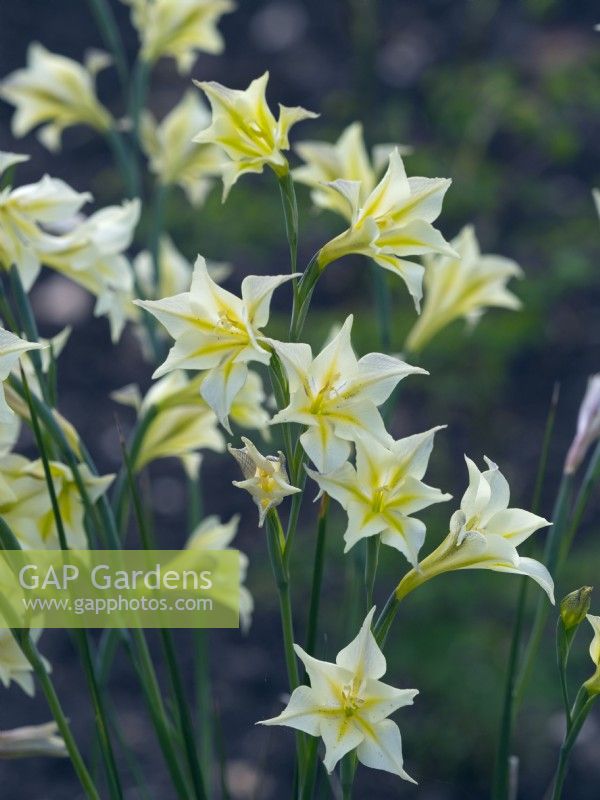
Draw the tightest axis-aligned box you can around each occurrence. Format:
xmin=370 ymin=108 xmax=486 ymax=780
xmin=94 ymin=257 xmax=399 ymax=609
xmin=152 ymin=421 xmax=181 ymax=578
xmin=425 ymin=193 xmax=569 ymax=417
xmin=0 ymin=722 xmax=67 ymax=759
xmin=564 ymin=375 xmax=600 ymax=474
xmin=560 ymin=586 xmax=593 ymax=631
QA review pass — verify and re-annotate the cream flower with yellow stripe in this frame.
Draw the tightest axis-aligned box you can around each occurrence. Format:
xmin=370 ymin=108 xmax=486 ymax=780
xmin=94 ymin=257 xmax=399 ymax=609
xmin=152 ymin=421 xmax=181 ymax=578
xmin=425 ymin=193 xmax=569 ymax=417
xmin=0 ymin=44 xmax=112 ymax=151
xmin=135 ymin=256 xmax=297 ymax=429
xmin=307 ymin=428 xmax=450 ymax=564
xmin=318 ymin=149 xmax=454 ymax=309
xmin=293 ymin=122 xmax=408 ymax=221
xmin=0 ymin=328 xmax=44 ymax=425
xmin=260 ymin=607 xmax=418 ymax=781
xmin=270 ymin=316 xmax=426 ymax=473
xmin=405 ymin=225 xmax=522 ymax=352
xmin=122 ymin=0 xmax=235 ymax=73
xmin=193 ymin=72 xmax=317 ymax=198
xmin=584 ymin=615 xmax=600 ymax=695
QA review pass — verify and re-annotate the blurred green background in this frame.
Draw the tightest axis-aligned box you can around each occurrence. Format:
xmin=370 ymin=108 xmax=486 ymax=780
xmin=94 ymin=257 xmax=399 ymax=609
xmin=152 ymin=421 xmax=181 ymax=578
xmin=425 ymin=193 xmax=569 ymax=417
xmin=0 ymin=1 xmax=599 ymax=798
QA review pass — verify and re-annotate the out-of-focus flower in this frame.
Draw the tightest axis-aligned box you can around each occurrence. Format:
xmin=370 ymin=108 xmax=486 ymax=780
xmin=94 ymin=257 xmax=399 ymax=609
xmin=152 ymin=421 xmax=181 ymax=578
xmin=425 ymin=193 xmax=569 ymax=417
xmin=0 ymin=157 xmax=91 ymax=289
xmin=43 ymin=200 xmax=140 ymax=342
xmin=229 ymin=436 xmax=299 ymax=526
xmin=0 ymin=44 xmax=112 ymax=151
xmin=0 ymin=721 xmax=67 ymax=759
xmin=317 ymin=149 xmax=454 ymax=309
xmin=270 ymin=315 xmax=425 ymax=472
xmin=122 ymin=0 xmax=235 ymax=73
xmin=0 ymin=629 xmax=46 ymax=696
xmin=593 ymin=189 xmax=600 ymax=218
xmin=584 ymin=614 xmax=600 ymax=695
xmin=307 ymin=429 xmax=450 ymax=564
xmin=564 ymin=375 xmax=600 ymax=475
xmin=193 ymin=72 xmax=317 ymax=198
xmin=560 ymin=587 xmax=592 ymax=632
xmin=133 ymin=236 xmax=231 ymax=302
xmin=405 ymin=226 xmax=522 ymax=352
xmin=293 ymin=122 xmax=409 ymax=221
xmin=259 ymin=607 xmax=418 ymax=780
xmin=141 ymin=91 xmax=225 ymax=205
xmin=135 ymin=256 xmax=297 ymax=428
xmin=185 ymin=514 xmax=253 ymax=630
xmin=395 ymin=457 xmax=554 ymax=603
xmin=0 ymin=454 xmax=112 ymax=550
xmin=0 ymin=328 xmax=44 ymax=424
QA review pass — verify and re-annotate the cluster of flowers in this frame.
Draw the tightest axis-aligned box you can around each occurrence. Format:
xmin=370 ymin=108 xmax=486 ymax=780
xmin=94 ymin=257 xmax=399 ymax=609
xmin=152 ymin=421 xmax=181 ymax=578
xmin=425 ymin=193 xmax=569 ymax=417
xmin=0 ymin=0 xmax=599 ymax=788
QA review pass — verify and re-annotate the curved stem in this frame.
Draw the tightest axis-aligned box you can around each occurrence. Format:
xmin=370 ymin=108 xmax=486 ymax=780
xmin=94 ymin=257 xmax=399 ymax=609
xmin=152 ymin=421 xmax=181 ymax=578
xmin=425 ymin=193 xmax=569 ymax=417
xmin=551 ymin=695 xmax=596 ymax=799
xmin=304 ymin=494 xmax=329 ymax=656
xmin=85 ymin=0 xmax=129 ymax=87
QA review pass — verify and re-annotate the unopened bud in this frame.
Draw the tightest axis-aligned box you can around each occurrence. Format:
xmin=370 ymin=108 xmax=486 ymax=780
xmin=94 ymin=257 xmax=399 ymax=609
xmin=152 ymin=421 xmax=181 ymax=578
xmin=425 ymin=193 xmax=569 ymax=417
xmin=564 ymin=375 xmax=600 ymax=474
xmin=560 ymin=587 xmax=593 ymax=630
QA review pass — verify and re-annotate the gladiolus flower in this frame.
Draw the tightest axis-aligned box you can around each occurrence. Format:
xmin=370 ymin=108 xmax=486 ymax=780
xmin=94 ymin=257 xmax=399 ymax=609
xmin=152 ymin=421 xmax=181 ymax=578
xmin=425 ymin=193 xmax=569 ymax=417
xmin=0 ymin=156 xmax=91 ymax=289
xmin=186 ymin=514 xmax=253 ymax=630
xmin=0 ymin=328 xmax=43 ymax=424
xmin=259 ymin=607 xmax=418 ymax=781
xmin=584 ymin=614 xmax=600 ymax=695
xmin=307 ymin=428 xmax=451 ymax=564
xmin=394 ymin=457 xmax=554 ymax=603
xmin=317 ymin=149 xmax=454 ymax=309
xmin=228 ymin=436 xmax=300 ymax=526
xmin=405 ymin=225 xmax=522 ymax=352
xmin=293 ymin=122 xmax=409 ymax=221
xmin=135 ymin=256 xmax=297 ymax=428
xmin=0 ymin=722 xmax=67 ymax=759
xmin=270 ymin=315 xmax=426 ymax=472
xmin=193 ymin=72 xmax=317 ymax=198
xmin=0 ymin=44 xmax=112 ymax=151
xmin=0 ymin=629 xmax=46 ymax=696
xmin=122 ymin=0 xmax=235 ymax=73
xmin=564 ymin=375 xmax=600 ymax=475
xmin=141 ymin=91 xmax=225 ymax=205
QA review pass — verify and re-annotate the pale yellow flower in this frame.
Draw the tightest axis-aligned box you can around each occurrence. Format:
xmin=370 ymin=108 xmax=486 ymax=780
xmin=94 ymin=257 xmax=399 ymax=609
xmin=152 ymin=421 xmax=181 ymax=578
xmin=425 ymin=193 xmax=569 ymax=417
xmin=564 ymin=375 xmax=600 ymax=475
xmin=395 ymin=457 xmax=554 ymax=603
xmin=405 ymin=225 xmax=522 ymax=352
xmin=307 ymin=428 xmax=450 ymax=564
xmin=260 ymin=607 xmax=418 ymax=781
xmin=0 ymin=722 xmax=67 ymax=759
xmin=135 ymin=256 xmax=297 ymax=428
xmin=0 ymin=156 xmax=91 ymax=289
xmin=185 ymin=514 xmax=253 ymax=630
xmin=584 ymin=614 xmax=600 ymax=695
xmin=0 ymin=454 xmax=112 ymax=550
xmin=229 ymin=436 xmax=300 ymax=526
xmin=0 ymin=44 xmax=112 ymax=151
xmin=0 ymin=629 xmax=46 ymax=696
xmin=141 ymin=90 xmax=225 ymax=205
xmin=122 ymin=0 xmax=235 ymax=73
xmin=270 ymin=315 xmax=426 ymax=472
xmin=193 ymin=72 xmax=317 ymax=198
xmin=0 ymin=328 xmax=44 ymax=426
xmin=294 ymin=122 xmax=410 ymax=221
xmin=318 ymin=149 xmax=454 ymax=309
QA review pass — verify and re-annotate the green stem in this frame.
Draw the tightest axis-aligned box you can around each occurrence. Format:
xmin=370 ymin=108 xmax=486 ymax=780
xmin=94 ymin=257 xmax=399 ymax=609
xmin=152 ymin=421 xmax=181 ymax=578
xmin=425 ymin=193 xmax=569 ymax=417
xmin=9 ymin=266 xmax=49 ymax=403
xmin=289 ymin=253 xmax=322 ymax=342
xmin=373 ymin=591 xmax=400 ymax=646
xmin=364 ymin=536 xmax=380 ymax=612
xmin=556 ymin=622 xmax=572 ymax=729
xmin=150 ymin=184 xmax=169 ymax=288
xmin=340 ymin=752 xmax=356 ymax=799
xmin=105 ymin=127 xmax=139 ymax=198
xmin=195 ymin=630 xmax=214 ymax=797
xmin=278 ymin=171 xmax=299 ymax=284
xmin=85 ymin=0 xmax=129 ymax=87
xmin=550 ymin=695 xmax=596 ymax=799
xmin=559 ymin=440 xmax=600 ymax=564
xmin=491 ymin=384 xmax=559 ymax=800
xmin=305 ymin=494 xmax=329 ymax=656
xmin=370 ymin=264 xmax=391 ymax=351
xmin=14 ymin=631 xmax=101 ymax=800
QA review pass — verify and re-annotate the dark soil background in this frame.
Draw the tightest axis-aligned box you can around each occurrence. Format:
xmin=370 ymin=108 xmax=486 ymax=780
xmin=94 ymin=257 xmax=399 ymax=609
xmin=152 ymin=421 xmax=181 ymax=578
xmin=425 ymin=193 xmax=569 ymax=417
xmin=0 ymin=1 xmax=599 ymax=798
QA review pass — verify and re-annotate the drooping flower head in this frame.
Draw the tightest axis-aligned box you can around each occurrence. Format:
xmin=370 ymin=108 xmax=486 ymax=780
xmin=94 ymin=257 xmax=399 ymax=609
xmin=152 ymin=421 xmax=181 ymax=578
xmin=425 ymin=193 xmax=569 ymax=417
xmin=317 ymin=149 xmax=455 ymax=309
xmin=307 ymin=428 xmax=451 ymax=564
xmin=0 ymin=44 xmax=112 ymax=151
xmin=395 ymin=456 xmax=554 ymax=603
xmin=260 ymin=607 xmax=418 ymax=781
xmin=0 ymin=629 xmax=46 ymax=696
xmin=141 ymin=90 xmax=225 ymax=205
xmin=293 ymin=122 xmax=409 ymax=221
xmin=271 ymin=316 xmax=426 ymax=472
xmin=405 ymin=225 xmax=522 ymax=352
xmin=228 ymin=436 xmax=300 ymax=526
xmin=135 ymin=256 xmax=297 ymax=428
xmin=0 ymin=328 xmax=43 ymax=425
xmin=193 ymin=72 xmax=317 ymax=198
xmin=0 ymin=721 xmax=67 ymax=759
xmin=122 ymin=0 xmax=235 ymax=73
